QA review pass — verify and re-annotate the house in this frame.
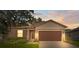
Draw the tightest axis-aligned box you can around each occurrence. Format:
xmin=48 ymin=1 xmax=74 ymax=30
xmin=8 ymin=20 xmax=67 ymax=42
xmin=67 ymin=27 xmax=79 ymax=40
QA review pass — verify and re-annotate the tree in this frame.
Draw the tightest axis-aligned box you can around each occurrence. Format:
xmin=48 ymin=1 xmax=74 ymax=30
xmin=37 ymin=17 xmax=42 ymax=22
xmin=0 ymin=10 xmax=43 ymax=40
xmin=0 ymin=10 xmax=34 ymax=39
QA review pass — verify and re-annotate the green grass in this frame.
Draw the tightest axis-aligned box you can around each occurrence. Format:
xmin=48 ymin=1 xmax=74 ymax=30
xmin=71 ymin=40 xmax=79 ymax=46
xmin=25 ymin=43 xmax=39 ymax=48
xmin=66 ymin=40 xmax=79 ymax=47
xmin=0 ymin=38 xmax=39 ymax=48
xmin=65 ymin=34 xmax=79 ymax=47
xmin=0 ymin=42 xmax=39 ymax=48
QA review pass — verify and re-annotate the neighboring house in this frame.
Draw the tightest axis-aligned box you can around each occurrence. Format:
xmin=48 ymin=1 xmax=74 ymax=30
xmin=67 ymin=27 xmax=79 ymax=40
xmin=8 ymin=20 xmax=67 ymax=42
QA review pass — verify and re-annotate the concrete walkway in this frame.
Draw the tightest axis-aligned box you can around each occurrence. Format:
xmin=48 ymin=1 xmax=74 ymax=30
xmin=39 ymin=41 xmax=77 ymax=48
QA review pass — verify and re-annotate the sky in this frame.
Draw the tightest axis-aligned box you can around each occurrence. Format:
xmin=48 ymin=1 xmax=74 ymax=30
xmin=34 ymin=10 xmax=79 ymax=29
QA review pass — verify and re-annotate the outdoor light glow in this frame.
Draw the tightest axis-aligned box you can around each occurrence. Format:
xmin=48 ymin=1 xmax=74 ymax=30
xmin=35 ymin=31 xmax=39 ymax=40
xmin=62 ymin=32 xmax=65 ymax=42
xmin=17 ymin=30 xmax=23 ymax=37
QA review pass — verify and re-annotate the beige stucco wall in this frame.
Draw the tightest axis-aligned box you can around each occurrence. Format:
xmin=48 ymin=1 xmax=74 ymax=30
xmin=36 ymin=21 xmax=65 ymax=30
xmin=35 ymin=21 xmax=66 ymax=41
xmin=8 ymin=27 xmax=27 ymax=40
xmin=7 ymin=21 xmax=66 ymax=42
xmin=8 ymin=28 xmax=17 ymax=38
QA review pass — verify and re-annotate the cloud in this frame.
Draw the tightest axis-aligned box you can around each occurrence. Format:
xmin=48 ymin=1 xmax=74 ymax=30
xmin=34 ymin=10 xmax=79 ymax=28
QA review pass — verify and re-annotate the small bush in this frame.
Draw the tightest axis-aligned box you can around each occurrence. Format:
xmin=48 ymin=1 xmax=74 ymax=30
xmin=0 ymin=37 xmax=39 ymax=48
xmin=0 ymin=37 xmax=27 ymax=48
xmin=33 ymin=39 xmax=39 ymax=42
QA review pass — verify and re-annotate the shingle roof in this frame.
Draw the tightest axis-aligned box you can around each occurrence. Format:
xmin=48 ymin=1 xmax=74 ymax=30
xmin=45 ymin=20 xmax=67 ymax=28
xmin=29 ymin=19 xmax=67 ymax=29
xmin=71 ymin=27 xmax=79 ymax=32
xmin=10 ymin=20 xmax=67 ymax=29
xmin=29 ymin=21 xmax=46 ymax=29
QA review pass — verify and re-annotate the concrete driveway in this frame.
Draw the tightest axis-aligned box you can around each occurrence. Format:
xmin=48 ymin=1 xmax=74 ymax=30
xmin=39 ymin=41 xmax=77 ymax=48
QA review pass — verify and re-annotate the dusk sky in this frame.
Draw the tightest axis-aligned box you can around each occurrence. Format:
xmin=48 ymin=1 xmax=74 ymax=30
xmin=34 ymin=10 xmax=79 ymax=29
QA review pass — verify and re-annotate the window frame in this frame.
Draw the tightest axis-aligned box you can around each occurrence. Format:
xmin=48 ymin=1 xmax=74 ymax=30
xmin=17 ymin=29 xmax=23 ymax=37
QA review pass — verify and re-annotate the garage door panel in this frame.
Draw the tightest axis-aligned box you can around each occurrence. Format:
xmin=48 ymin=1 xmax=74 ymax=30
xmin=39 ymin=31 xmax=61 ymax=41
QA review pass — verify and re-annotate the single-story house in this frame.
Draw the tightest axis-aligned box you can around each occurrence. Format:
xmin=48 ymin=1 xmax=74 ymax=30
xmin=67 ymin=27 xmax=79 ymax=40
xmin=8 ymin=20 xmax=67 ymax=42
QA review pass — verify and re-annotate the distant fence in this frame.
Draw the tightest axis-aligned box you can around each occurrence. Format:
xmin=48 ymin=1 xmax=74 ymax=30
xmin=65 ymin=32 xmax=79 ymax=41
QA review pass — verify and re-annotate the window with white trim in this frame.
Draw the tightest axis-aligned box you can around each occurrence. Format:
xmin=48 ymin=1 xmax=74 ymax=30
xmin=17 ymin=30 xmax=23 ymax=37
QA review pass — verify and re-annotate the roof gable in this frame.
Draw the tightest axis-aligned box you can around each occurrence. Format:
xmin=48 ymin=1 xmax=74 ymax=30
xmin=28 ymin=19 xmax=67 ymax=29
xmin=35 ymin=20 xmax=67 ymax=28
xmin=35 ymin=20 xmax=67 ymax=30
xmin=70 ymin=27 xmax=79 ymax=32
xmin=45 ymin=20 xmax=67 ymax=28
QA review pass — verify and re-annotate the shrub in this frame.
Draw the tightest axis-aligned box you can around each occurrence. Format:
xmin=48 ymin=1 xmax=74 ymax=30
xmin=1 ymin=37 xmax=27 ymax=48
xmin=33 ymin=39 xmax=39 ymax=42
xmin=0 ymin=37 xmax=39 ymax=48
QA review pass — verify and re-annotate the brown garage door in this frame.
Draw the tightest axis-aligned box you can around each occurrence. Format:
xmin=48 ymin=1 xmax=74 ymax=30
xmin=39 ymin=31 xmax=62 ymax=41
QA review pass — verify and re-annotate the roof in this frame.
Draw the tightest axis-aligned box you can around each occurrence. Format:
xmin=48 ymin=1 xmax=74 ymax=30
xmin=30 ymin=20 xmax=67 ymax=28
xmin=10 ymin=20 xmax=67 ymax=29
xmin=70 ymin=27 xmax=79 ymax=32
xmin=45 ymin=20 xmax=67 ymax=28
xmin=29 ymin=21 xmax=46 ymax=29
xmin=8 ymin=26 xmax=29 ymax=29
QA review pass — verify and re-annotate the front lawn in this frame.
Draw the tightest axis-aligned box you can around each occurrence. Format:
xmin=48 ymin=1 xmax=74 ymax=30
xmin=66 ymin=39 xmax=79 ymax=47
xmin=0 ymin=38 xmax=39 ymax=48
xmin=65 ymin=34 xmax=79 ymax=47
xmin=71 ymin=40 xmax=79 ymax=46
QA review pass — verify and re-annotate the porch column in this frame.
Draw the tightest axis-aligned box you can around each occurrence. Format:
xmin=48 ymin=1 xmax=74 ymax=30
xmin=62 ymin=30 xmax=65 ymax=42
xmin=35 ymin=30 xmax=39 ymax=40
xmin=27 ymin=29 xmax=29 ymax=40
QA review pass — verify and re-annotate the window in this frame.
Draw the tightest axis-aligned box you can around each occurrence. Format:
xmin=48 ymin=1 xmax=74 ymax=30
xmin=17 ymin=30 xmax=23 ymax=37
